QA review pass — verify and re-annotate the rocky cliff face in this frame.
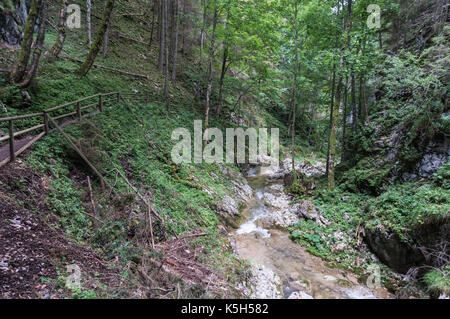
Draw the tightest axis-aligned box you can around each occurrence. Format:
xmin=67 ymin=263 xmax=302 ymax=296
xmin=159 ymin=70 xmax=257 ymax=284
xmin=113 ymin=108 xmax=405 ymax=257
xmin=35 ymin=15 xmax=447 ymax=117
xmin=0 ymin=0 xmax=30 ymax=46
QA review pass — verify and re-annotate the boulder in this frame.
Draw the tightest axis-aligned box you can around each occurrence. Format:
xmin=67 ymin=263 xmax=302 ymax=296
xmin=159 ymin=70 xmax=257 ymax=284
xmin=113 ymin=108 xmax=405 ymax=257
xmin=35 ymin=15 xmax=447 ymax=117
xmin=294 ymin=200 xmax=329 ymax=226
xmin=364 ymin=226 xmax=425 ymax=274
xmin=0 ymin=0 xmax=30 ymax=45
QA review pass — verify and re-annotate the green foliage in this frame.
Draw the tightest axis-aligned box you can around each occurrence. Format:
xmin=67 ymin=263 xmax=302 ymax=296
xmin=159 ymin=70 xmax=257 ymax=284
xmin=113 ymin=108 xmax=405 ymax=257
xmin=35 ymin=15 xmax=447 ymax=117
xmin=423 ymin=267 xmax=450 ymax=295
xmin=0 ymin=79 xmax=22 ymax=107
xmin=433 ymin=162 xmax=450 ymax=189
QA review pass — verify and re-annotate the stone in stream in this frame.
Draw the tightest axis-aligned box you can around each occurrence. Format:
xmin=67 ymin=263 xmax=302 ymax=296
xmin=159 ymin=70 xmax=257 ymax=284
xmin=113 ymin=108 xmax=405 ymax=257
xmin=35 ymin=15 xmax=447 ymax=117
xmin=238 ymin=263 xmax=283 ymax=299
xmin=288 ymin=291 xmax=314 ymax=299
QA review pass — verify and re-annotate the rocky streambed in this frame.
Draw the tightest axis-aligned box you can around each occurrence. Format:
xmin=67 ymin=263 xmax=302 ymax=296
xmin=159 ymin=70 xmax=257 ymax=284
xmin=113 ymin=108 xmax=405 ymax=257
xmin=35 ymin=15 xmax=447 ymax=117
xmin=231 ymin=159 xmax=394 ymax=299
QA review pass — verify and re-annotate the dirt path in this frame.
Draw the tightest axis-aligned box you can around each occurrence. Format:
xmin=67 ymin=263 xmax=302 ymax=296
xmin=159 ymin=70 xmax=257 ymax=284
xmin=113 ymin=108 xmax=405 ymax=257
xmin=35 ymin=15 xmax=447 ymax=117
xmin=0 ymin=135 xmax=34 ymax=164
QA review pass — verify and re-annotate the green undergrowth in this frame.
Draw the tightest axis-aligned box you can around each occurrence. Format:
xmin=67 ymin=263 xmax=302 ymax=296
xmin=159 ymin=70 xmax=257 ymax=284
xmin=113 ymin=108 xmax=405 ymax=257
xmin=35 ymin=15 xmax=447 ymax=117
xmin=26 ymin=97 xmax=251 ymax=297
xmin=289 ymin=175 xmax=449 ymax=293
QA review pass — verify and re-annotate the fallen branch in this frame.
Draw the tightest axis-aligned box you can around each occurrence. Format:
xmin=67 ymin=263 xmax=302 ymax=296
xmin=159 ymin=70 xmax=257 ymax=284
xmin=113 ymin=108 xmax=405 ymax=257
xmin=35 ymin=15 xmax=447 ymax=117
xmin=177 ymin=233 xmax=208 ymax=240
xmin=87 ymin=176 xmax=98 ymax=216
xmin=60 ymin=55 xmax=150 ymax=80
xmin=117 ymin=33 xmax=149 ymax=46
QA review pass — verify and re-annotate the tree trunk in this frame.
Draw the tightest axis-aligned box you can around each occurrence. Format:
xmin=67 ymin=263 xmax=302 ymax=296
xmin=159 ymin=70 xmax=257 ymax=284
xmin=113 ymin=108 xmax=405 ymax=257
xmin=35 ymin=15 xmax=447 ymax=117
xmin=149 ymin=0 xmax=156 ymax=47
xmin=79 ymin=0 xmax=115 ymax=76
xmin=158 ymin=0 xmax=165 ymax=72
xmin=87 ymin=0 xmax=92 ymax=46
xmin=291 ymin=0 xmax=299 ymax=184
xmin=50 ymin=0 xmax=68 ymax=60
xmin=171 ymin=0 xmax=180 ymax=82
xmin=163 ymin=0 xmax=170 ymax=99
xmin=328 ymin=0 xmax=350 ymax=191
xmin=351 ymin=72 xmax=357 ymax=135
xmin=204 ymin=2 xmax=218 ymax=129
xmin=326 ymin=66 xmax=336 ymax=176
xmin=200 ymin=0 xmax=207 ymax=62
xmin=19 ymin=0 xmax=48 ymax=88
xmin=103 ymin=0 xmax=111 ymax=58
xmin=215 ymin=8 xmax=230 ymax=116
xmin=12 ymin=0 xmax=41 ymax=83
xmin=341 ymin=74 xmax=348 ymax=162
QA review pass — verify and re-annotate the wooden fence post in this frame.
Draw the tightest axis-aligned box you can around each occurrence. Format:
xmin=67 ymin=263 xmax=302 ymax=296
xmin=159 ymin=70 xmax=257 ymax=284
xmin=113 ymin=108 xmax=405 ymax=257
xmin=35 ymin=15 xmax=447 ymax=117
xmin=99 ymin=95 xmax=103 ymax=112
xmin=9 ymin=120 xmax=15 ymax=162
xmin=77 ymin=101 xmax=82 ymax=120
xmin=43 ymin=111 xmax=49 ymax=135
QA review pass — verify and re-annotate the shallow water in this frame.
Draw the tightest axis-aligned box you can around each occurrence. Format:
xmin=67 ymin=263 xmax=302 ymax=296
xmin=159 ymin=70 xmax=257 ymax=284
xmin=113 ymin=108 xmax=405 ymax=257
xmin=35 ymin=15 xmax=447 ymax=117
xmin=233 ymin=168 xmax=393 ymax=299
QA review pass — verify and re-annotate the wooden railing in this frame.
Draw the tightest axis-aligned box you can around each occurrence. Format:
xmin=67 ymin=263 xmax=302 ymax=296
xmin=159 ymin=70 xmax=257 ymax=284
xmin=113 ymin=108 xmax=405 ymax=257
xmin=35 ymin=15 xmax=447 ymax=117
xmin=0 ymin=91 xmax=148 ymax=168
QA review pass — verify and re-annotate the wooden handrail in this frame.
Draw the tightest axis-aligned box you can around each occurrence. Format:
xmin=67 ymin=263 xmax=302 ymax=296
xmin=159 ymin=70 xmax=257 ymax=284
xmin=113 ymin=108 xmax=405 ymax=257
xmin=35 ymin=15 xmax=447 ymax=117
xmin=0 ymin=91 xmax=146 ymax=168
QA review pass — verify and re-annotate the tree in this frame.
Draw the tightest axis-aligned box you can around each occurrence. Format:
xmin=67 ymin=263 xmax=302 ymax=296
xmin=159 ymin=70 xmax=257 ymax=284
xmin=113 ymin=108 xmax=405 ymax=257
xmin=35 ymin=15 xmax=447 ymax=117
xmin=291 ymin=0 xmax=299 ymax=184
xmin=328 ymin=0 xmax=352 ymax=191
xmin=87 ymin=0 xmax=92 ymax=46
xmin=49 ymin=0 xmax=69 ymax=60
xmin=11 ymin=0 xmax=41 ymax=84
xmin=204 ymin=0 xmax=219 ymax=129
xmin=158 ymin=0 xmax=165 ymax=72
xmin=171 ymin=0 xmax=180 ymax=82
xmin=163 ymin=0 xmax=169 ymax=98
xmin=103 ymin=0 xmax=111 ymax=58
xmin=79 ymin=0 xmax=115 ymax=76
xmin=19 ymin=0 xmax=48 ymax=88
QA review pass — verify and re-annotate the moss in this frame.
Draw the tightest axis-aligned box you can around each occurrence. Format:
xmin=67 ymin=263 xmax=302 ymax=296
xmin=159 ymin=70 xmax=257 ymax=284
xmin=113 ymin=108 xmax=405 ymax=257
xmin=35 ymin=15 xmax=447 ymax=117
xmin=12 ymin=0 xmax=40 ymax=83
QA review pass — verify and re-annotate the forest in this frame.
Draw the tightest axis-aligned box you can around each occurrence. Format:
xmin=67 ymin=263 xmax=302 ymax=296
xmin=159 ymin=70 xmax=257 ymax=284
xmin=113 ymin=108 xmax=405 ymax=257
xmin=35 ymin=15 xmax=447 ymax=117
xmin=0 ymin=0 xmax=448 ymax=300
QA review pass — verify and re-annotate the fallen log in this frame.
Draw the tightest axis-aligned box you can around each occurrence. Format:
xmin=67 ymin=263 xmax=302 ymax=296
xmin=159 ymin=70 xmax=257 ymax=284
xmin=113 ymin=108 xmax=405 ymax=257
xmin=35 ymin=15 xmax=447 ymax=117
xmin=117 ymin=33 xmax=149 ymax=46
xmin=60 ymin=55 xmax=150 ymax=80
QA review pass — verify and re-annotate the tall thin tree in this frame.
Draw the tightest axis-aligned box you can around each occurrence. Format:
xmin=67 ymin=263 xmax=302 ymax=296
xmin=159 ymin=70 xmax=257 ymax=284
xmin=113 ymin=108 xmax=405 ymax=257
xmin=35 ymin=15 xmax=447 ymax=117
xmin=291 ymin=0 xmax=299 ymax=184
xmin=204 ymin=1 xmax=218 ymax=129
xmin=79 ymin=0 xmax=115 ymax=76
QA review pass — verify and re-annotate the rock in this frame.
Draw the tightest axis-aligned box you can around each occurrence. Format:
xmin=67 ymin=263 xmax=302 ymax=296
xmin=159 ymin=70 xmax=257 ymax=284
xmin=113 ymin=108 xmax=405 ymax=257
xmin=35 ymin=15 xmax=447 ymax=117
xmin=295 ymin=200 xmax=329 ymax=226
xmin=263 ymin=192 xmax=289 ymax=209
xmin=333 ymin=231 xmax=345 ymax=241
xmin=217 ymin=195 xmax=239 ymax=217
xmin=260 ymin=207 xmax=299 ymax=228
xmin=0 ymin=0 xmax=30 ymax=45
xmin=331 ymin=242 xmax=348 ymax=253
xmin=343 ymin=213 xmax=352 ymax=221
xmin=245 ymin=264 xmax=283 ymax=299
xmin=417 ymin=153 xmax=448 ymax=178
xmin=364 ymin=226 xmax=425 ymax=273
xmin=288 ymin=291 xmax=314 ymax=299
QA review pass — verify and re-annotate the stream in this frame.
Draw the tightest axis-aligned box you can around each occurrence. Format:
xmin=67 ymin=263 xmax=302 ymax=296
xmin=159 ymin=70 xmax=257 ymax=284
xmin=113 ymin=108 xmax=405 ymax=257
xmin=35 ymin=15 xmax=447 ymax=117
xmin=232 ymin=166 xmax=393 ymax=299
